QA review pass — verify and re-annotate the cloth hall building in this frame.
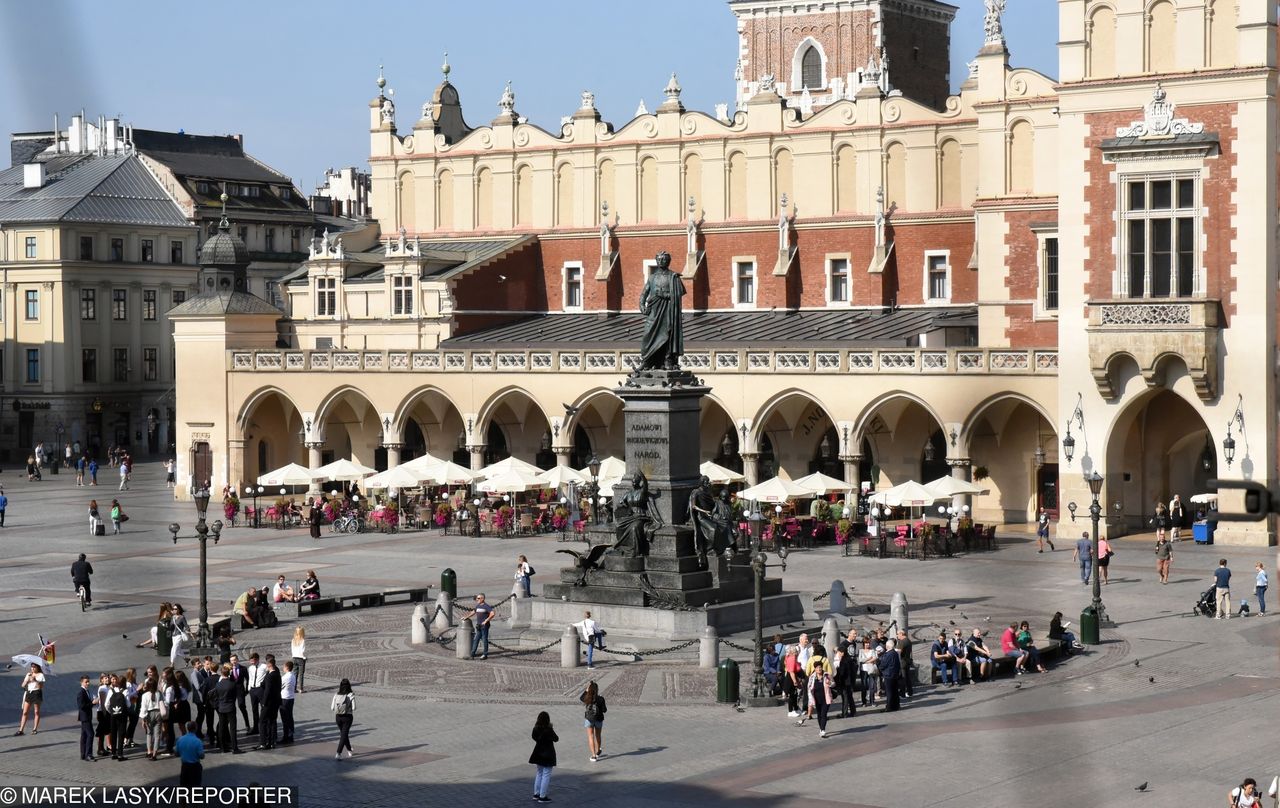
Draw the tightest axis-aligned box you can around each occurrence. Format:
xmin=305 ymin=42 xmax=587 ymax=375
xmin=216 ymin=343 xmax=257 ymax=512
xmin=172 ymin=0 xmax=1279 ymax=546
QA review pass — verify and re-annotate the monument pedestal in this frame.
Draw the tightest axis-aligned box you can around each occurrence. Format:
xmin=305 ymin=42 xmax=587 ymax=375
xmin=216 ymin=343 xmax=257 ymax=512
xmin=511 ymin=592 xmax=805 ymax=641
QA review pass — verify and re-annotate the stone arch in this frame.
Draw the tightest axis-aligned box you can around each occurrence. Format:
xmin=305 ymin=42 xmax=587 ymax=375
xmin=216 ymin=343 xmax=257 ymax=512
xmin=1087 ymin=4 xmax=1117 ymax=78
xmin=1096 ymin=351 xmax=1143 ymax=400
xmin=639 ymin=155 xmax=659 ymax=222
xmin=435 ymin=168 xmax=454 ymax=230
xmin=938 ymin=138 xmax=961 ymax=208
xmin=793 ymin=36 xmax=827 ymax=90
xmin=699 ymin=394 xmax=742 ymax=474
xmin=773 ymin=147 xmax=793 ymax=205
xmin=555 ymin=161 xmax=574 ymax=227
xmin=683 ymin=152 xmax=703 ymax=213
xmin=474 ymin=165 xmax=493 ymax=229
xmin=835 ymin=143 xmax=856 ymax=213
xmin=750 ymin=389 xmax=838 ymax=480
xmin=396 ymin=170 xmax=415 ymax=232
xmin=314 ymin=386 xmax=383 ymax=469
xmin=853 ymin=391 xmax=947 ymax=487
xmin=476 ymin=387 xmax=555 ymax=468
xmin=393 ymin=385 xmax=467 ymax=464
xmin=237 ymin=386 xmax=305 ymax=432
xmin=237 ymin=387 xmax=307 ymax=478
xmin=727 ymin=151 xmax=748 ymax=219
xmin=961 ymin=393 xmax=1058 ymax=523
xmin=960 ymin=392 xmax=1054 ymax=449
xmin=515 ymin=163 xmax=534 ymax=227
xmin=597 ymin=158 xmax=616 ymax=219
xmin=884 ymin=141 xmax=907 ymax=211
xmin=1146 ymin=0 xmax=1176 ymax=73
xmin=1008 ymin=120 xmax=1034 ymax=194
xmin=563 ymin=388 xmax=625 ymax=467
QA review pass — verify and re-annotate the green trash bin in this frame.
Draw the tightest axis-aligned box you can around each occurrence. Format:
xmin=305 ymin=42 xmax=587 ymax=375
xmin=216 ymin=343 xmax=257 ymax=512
xmin=441 ymin=568 xmax=457 ymax=599
xmin=1079 ymin=606 xmax=1099 ymax=646
xmin=155 ymin=622 xmax=173 ymax=657
xmin=716 ymin=658 xmax=740 ymax=704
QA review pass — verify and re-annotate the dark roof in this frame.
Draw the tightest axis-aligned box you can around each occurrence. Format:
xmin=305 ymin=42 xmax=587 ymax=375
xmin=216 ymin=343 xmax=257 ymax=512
xmin=168 ymin=290 xmax=283 ymax=317
xmin=132 ymin=128 xmax=292 ymax=184
xmin=199 ymin=223 xmax=250 ymax=266
xmin=282 ymin=235 xmax=534 ymax=286
xmin=442 ymin=307 xmax=977 ymax=350
xmin=1099 ymin=131 xmax=1219 ymax=156
xmin=0 ymin=153 xmax=188 ymax=227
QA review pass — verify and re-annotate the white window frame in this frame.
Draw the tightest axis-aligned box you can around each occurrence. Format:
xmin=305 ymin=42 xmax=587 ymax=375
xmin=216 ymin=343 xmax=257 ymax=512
xmin=791 ymin=37 xmax=828 ymax=92
xmin=1113 ymin=167 xmax=1203 ymax=299
xmin=642 ymin=259 xmax=658 ymax=281
xmin=562 ymin=261 xmax=584 ymax=311
xmin=732 ymin=256 xmax=757 ymax=309
xmin=1032 ymin=229 xmax=1059 ymax=320
xmin=391 ymin=273 xmax=415 ymax=316
xmin=825 ymin=253 xmax=851 ymax=306
xmin=314 ymin=276 xmax=337 ymax=317
xmin=923 ymin=250 xmax=951 ymax=304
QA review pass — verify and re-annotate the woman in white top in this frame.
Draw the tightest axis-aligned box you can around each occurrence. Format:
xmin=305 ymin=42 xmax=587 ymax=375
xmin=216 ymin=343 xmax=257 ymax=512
xmin=291 ymin=627 xmax=307 ymax=693
xmin=514 ymin=555 xmax=533 ymax=598
xmin=169 ymin=604 xmax=190 ymax=667
xmin=15 ymin=663 xmax=44 ymax=735
xmin=1228 ymin=778 xmax=1261 ymax=808
xmin=138 ymin=679 xmax=162 ymax=760
xmin=1255 ymin=562 xmax=1269 ymax=616
xmin=331 ymin=678 xmax=355 ymax=759
xmin=857 ymin=639 xmax=880 ymax=707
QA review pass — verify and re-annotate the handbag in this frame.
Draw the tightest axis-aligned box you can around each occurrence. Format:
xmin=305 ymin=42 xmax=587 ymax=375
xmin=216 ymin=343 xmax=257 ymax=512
xmin=119 ymin=513 xmax=129 ymax=522
xmin=158 ymin=701 xmax=169 ymax=719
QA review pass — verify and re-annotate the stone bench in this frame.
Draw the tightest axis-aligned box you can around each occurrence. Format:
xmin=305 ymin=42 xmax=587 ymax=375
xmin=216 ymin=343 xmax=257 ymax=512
xmin=296 ymin=586 xmax=431 ymax=616
xmin=927 ymin=632 xmax=1065 ymax=683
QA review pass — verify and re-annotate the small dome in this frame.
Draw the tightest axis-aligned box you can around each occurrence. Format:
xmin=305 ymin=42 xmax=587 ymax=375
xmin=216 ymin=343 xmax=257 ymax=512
xmin=199 ymin=219 xmax=249 ymax=268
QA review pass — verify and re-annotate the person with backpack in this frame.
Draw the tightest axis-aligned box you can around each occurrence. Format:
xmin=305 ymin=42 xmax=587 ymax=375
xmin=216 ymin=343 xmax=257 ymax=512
xmin=110 ymin=499 xmax=124 ymax=535
xmin=106 ymin=674 xmax=130 ymax=760
xmin=529 ymin=711 xmax=558 ymax=803
xmin=572 ymin=610 xmax=607 ymax=670
xmin=806 ymin=655 xmax=834 ymax=738
xmin=1228 ymin=778 xmax=1261 ymax=807
xmin=331 ymin=678 xmax=355 ymax=759
xmin=515 ymin=555 xmax=534 ymax=598
xmin=580 ymin=681 xmax=607 ymax=762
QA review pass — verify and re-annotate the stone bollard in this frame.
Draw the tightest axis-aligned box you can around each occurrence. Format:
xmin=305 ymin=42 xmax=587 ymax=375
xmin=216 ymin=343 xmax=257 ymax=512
xmin=700 ymin=625 xmax=720 ymax=669
xmin=889 ymin=592 xmax=910 ymax=635
xmin=828 ymin=580 xmax=848 ymax=617
xmin=561 ymin=624 xmax=580 ymax=668
xmin=457 ymin=617 xmax=474 ymax=660
xmin=432 ymin=593 xmax=453 ymax=635
xmin=411 ymin=603 xmax=429 ymax=644
xmin=823 ymin=616 xmax=840 ymax=654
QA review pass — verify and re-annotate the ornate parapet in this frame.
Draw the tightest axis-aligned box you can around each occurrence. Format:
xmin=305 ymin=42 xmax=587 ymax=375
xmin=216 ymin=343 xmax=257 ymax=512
xmin=1086 ymin=299 xmax=1221 ymax=401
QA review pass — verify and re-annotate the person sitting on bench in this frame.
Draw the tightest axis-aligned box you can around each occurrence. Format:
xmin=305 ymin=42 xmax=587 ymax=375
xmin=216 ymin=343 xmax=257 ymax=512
xmin=272 ymin=576 xmax=297 ymax=604
xmin=930 ymin=631 xmax=960 ymax=686
xmin=234 ymin=587 xmax=265 ymax=630
xmin=965 ymin=629 xmax=994 ymax=681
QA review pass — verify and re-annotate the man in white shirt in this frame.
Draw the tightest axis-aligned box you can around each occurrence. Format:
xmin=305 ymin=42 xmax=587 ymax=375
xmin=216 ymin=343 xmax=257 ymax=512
xmin=573 ymin=611 xmax=606 ymax=669
xmin=246 ymin=653 xmax=266 ymax=736
xmin=279 ymin=661 xmax=297 ymax=744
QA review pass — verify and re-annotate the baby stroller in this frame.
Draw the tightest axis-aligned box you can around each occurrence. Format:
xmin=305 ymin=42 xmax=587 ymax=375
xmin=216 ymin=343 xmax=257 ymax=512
xmin=1192 ymin=585 xmax=1217 ymax=617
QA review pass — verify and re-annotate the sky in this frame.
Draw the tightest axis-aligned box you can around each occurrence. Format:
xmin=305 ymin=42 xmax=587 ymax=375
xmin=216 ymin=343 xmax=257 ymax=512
xmin=0 ymin=1 xmax=1057 ymax=191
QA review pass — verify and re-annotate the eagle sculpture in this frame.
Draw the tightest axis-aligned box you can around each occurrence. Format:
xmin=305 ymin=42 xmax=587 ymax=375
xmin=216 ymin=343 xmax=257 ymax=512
xmin=556 ymin=544 xmax=610 ymax=586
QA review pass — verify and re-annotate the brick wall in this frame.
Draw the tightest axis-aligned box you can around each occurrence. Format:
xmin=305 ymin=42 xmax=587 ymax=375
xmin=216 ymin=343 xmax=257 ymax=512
xmin=1083 ymin=103 xmax=1238 ymax=318
xmin=740 ymin=9 xmax=875 ymax=91
xmin=1002 ymin=208 xmax=1057 ymax=347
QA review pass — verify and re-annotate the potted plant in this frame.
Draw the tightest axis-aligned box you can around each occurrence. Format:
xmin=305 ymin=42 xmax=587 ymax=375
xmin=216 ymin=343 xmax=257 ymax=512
xmin=835 ymin=518 xmax=853 ymax=545
xmin=551 ymin=505 xmax=569 ymax=531
xmin=973 ymin=465 xmax=989 ymax=481
xmin=434 ymin=502 xmax=452 ymax=527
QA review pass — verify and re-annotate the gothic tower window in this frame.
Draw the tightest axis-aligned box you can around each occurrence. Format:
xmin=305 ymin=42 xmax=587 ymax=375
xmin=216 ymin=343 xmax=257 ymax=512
xmin=801 ymin=46 xmax=822 ymax=90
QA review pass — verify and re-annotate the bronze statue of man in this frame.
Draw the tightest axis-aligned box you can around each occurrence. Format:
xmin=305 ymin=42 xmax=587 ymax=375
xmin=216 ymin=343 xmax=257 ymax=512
xmin=638 ymin=250 xmax=685 ymax=370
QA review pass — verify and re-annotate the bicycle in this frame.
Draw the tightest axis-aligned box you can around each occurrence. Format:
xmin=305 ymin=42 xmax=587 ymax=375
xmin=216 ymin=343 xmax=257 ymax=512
xmin=77 ymin=584 xmax=89 ymax=611
xmin=331 ymin=512 xmax=364 ymax=535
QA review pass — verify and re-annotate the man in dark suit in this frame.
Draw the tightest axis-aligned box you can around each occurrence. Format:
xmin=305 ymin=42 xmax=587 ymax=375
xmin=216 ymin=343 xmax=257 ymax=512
xmin=255 ymin=655 xmax=283 ymax=750
xmin=228 ymin=653 xmax=251 ymax=733
xmin=212 ymin=665 xmax=242 ymax=754
xmin=77 ymin=676 xmax=95 ymax=761
xmin=877 ymin=638 xmax=903 ymax=713
xmin=191 ymin=657 xmax=216 ymax=740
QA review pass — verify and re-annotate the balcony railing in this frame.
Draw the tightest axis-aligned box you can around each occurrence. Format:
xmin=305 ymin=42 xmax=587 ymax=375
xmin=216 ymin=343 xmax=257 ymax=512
xmin=228 ymin=347 xmax=1057 ymax=376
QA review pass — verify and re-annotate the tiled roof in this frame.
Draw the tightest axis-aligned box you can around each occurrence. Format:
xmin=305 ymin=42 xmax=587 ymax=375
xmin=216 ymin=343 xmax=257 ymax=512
xmin=442 ymin=307 xmax=978 ymax=350
xmin=132 ymin=129 xmax=291 ymax=183
xmin=168 ymin=290 xmax=283 ymax=317
xmin=0 ymin=153 xmax=188 ymax=227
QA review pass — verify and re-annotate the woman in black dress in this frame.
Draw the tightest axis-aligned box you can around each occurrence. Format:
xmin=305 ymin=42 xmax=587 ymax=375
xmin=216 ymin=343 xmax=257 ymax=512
xmin=308 ymin=498 xmax=323 ymax=539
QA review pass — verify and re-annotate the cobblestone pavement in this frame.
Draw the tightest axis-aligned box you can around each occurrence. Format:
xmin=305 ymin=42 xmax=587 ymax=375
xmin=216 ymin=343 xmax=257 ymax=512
xmin=0 ymin=462 xmax=1275 ymax=807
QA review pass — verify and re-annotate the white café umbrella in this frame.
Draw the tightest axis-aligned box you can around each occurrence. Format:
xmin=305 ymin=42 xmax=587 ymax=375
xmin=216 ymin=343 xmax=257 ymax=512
xmin=538 ymin=465 xmax=587 ymax=488
xmin=363 ymin=466 xmax=425 ymax=490
xmin=700 ymin=460 xmax=745 ymax=485
xmin=401 ymin=453 xmax=446 ymax=473
xmin=579 ymin=455 xmax=626 ymax=482
xmin=478 ymin=469 xmax=549 ymax=493
xmin=869 ymin=480 xmax=942 ymax=507
xmin=479 ymin=456 xmax=544 ymax=478
xmin=418 ymin=461 xmax=484 ymax=486
xmin=924 ymin=476 xmax=990 ymax=498
xmin=738 ymin=476 xmax=813 ymax=503
xmin=257 ymin=463 xmax=316 ymax=487
xmin=1189 ymin=493 xmax=1217 ymax=504
xmin=311 ymin=458 xmax=377 ymax=482
xmin=793 ymin=471 xmax=854 ymax=495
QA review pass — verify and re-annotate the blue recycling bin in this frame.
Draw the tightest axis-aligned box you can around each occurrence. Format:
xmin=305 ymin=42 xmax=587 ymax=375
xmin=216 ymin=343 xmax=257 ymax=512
xmin=1192 ymin=521 xmax=1215 ymax=544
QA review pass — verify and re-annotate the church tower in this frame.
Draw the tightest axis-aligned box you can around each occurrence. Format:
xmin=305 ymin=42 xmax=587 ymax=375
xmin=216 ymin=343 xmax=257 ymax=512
xmin=729 ymin=0 xmax=956 ymax=112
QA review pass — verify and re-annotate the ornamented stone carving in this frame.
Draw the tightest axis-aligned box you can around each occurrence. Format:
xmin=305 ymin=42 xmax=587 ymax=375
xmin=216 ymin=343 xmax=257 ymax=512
xmin=559 ymin=353 xmax=582 ymax=370
xmin=531 ymin=352 xmax=553 ymax=369
xmin=989 ymin=351 xmax=1029 ymax=370
xmin=848 ymin=351 xmax=874 ymax=370
xmin=389 ymin=352 xmax=409 ymax=369
xmin=983 ymin=0 xmax=1006 ymax=44
xmin=1099 ymin=303 xmax=1192 ymax=325
xmin=747 ymin=352 xmax=771 ymax=370
xmin=715 ymin=352 xmax=739 ymax=370
xmin=879 ymin=352 xmax=916 ymax=370
xmin=333 ymin=352 xmax=360 ymax=369
xmin=496 ymin=352 xmax=527 ymax=369
xmin=776 ymin=352 xmax=810 ymax=370
xmin=922 ymin=352 xmax=949 ymax=370
xmin=286 ymin=352 xmax=305 ymax=369
xmin=412 ymin=352 xmax=440 ymax=370
xmin=1116 ymin=84 xmax=1205 ymax=139
xmin=472 ymin=353 xmax=493 ymax=370
xmin=444 ymin=352 xmax=466 ymax=369
xmin=310 ymin=353 xmax=330 ymax=370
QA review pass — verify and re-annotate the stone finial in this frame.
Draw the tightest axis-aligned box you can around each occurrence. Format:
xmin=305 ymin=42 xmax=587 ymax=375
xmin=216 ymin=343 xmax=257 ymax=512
xmin=441 ymin=52 xmax=451 ymax=79
xmin=498 ymin=81 xmax=516 ymax=114
xmin=664 ymin=72 xmax=682 ymax=101
xmin=733 ymin=59 xmax=744 ymax=81
xmin=635 ymin=99 xmax=649 ymax=116
xmin=581 ymin=90 xmax=596 ymax=110
xmin=983 ymin=0 xmax=1007 ymax=45
xmin=714 ymin=103 xmax=729 ymax=122
xmin=376 ymin=64 xmax=386 ymax=93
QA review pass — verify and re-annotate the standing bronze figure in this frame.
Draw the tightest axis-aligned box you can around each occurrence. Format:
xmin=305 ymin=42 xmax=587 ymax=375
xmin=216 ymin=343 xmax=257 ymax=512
xmin=688 ymin=476 xmax=717 ymax=568
xmin=612 ymin=472 xmax=663 ymax=557
xmin=638 ymin=251 xmax=685 ymax=370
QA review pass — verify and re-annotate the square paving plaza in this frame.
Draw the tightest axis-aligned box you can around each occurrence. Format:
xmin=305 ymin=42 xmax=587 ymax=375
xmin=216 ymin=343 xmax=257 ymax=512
xmin=0 ymin=464 xmax=1274 ymax=807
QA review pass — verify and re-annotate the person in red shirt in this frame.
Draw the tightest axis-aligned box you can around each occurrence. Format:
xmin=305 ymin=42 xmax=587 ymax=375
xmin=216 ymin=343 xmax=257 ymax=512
xmin=1001 ymin=622 xmax=1029 ymax=673
xmin=782 ymin=646 xmax=803 ymax=717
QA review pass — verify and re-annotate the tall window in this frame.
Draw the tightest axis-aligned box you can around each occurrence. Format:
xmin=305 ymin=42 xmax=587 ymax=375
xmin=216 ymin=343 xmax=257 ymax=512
xmin=82 ymin=348 xmax=97 ymax=382
xmin=735 ymin=260 xmax=756 ymax=306
xmin=113 ymin=348 xmax=129 ymax=382
xmin=1043 ymin=238 xmax=1059 ymax=311
xmin=80 ymin=236 xmax=94 ymax=260
xmin=564 ymin=264 xmax=583 ymax=309
xmin=141 ymin=239 xmax=154 ymax=263
xmin=112 ymin=289 xmax=127 ymax=320
xmin=392 ymin=275 xmax=414 ymax=315
xmin=171 ymin=289 xmax=187 ymax=308
xmin=827 ymin=257 xmax=849 ymax=304
xmin=143 ymin=347 xmax=158 ymax=381
xmin=800 ymin=46 xmax=822 ymax=89
xmin=143 ymin=289 xmax=157 ymax=321
xmin=265 ymin=228 xmax=275 ymax=253
xmin=81 ymin=288 xmax=96 ymax=320
xmin=170 ymin=240 xmax=183 ymax=264
xmin=24 ymin=237 xmax=36 ymax=259
xmin=1123 ymin=176 xmax=1197 ymax=298
xmin=25 ymin=349 xmax=39 ymax=383
xmin=315 ymin=277 xmax=336 ymax=316
xmin=238 ymin=226 xmax=249 ymax=245
xmin=24 ymin=290 xmax=38 ymax=320
xmin=925 ymin=252 xmax=950 ymax=301
xmin=110 ymin=238 xmax=124 ymax=262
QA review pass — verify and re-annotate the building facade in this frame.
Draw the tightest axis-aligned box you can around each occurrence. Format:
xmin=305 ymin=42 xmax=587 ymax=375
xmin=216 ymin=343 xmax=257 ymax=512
xmin=172 ymin=0 xmax=1278 ymax=545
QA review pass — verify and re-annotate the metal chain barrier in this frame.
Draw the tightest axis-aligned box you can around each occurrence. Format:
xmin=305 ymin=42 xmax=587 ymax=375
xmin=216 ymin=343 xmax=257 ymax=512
xmin=486 ymin=636 xmax=563 ymax=656
xmin=721 ymin=638 xmax=757 ymax=654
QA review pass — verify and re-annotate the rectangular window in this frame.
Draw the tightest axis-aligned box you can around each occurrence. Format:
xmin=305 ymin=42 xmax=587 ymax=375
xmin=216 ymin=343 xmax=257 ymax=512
xmin=82 ymin=348 xmax=97 ymax=382
xmin=926 ymin=253 xmax=950 ymax=301
xmin=24 ymin=290 xmax=38 ymax=320
xmin=264 ymin=228 xmax=275 ymax=253
xmin=237 ymin=226 xmax=249 ymax=245
xmin=141 ymin=239 xmax=154 ymax=263
xmin=171 ymin=290 xmax=186 ymax=308
xmin=291 ymin=229 xmax=300 ymax=251
xmin=79 ymin=236 xmax=94 ymax=260
xmin=143 ymin=289 xmax=157 ymax=321
xmin=110 ymin=238 xmax=124 ymax=262
xmin=81 ymin=288 xmax=96 ymax=320
xmin=25 ymin=349 xmax=39 ymax=383
xmin=113 ymin=348 xmax=128 ymax=382
xmin=170 ymin=240 xmax=184 ymax=264
xmin=564 ymin=264 xmax=583 ymax=309
xmin=392 ymin=275 xmax=414 ymax=315
xmin=827 ymin=257 xmax=849 ymax=303
xmin=196 ymin=181 xmax=209 ymax=194
xmin=1122 ymin=175 xmax=1199 ymax=299
xmin=24 ymin=236 xmax=36 ymax=259
xmin=315 ymin=277 xmax=336 ymax=316
xmin=735 ymin=261 xmax=756 ymax=306
xmin=1043 ymin=238 xmax=1059 ymax=311
xmin=112 ymin=288 xmax=127 ymax=320
xmin=143 ymin=347 xmax=158 ymax=381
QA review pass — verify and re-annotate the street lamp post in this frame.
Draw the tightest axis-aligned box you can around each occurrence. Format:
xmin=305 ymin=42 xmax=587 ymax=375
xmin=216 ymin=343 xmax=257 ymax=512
xmin=251 ymin=486 xmax=264 ymax=528
xmin=168 ymin=483 xmax=221 ymax=654
xmin=588 ymin=454 xmax=601 ymax=526
xmin=735 ymin=548 xmax=788 ymax=706
xmin=1086 ymin=471 xmax=1113 ymax=628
